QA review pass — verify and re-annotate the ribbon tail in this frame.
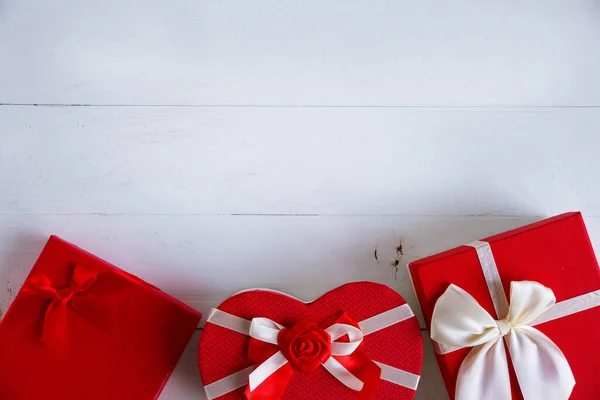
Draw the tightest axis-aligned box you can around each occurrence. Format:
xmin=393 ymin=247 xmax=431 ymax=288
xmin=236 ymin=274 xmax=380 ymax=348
xmin=324 ymin=353 xmax=381 ymax=399
xmin=322 ymin=357 xmax=364 ymax=391
xmin=506 ymin=327 xmax=575 ymax=400
xmin=245 ymin=352 xmax=293 ymax=400
xmin=456 ymin=338 xmax=511 ymax=400
xmin=42 ymin=298 xmax=69 ymax=345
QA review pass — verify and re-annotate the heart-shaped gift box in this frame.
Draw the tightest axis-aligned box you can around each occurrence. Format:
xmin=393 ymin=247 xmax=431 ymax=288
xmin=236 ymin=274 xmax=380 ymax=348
xmin=199 ymin=282 xmax=423 ymax=399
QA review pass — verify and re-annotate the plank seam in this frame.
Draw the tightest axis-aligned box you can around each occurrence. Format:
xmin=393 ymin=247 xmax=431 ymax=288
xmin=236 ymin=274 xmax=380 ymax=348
xmin=2 ymin=103 xmax=600 ymax=109
xmin=0 ymin=213 xmax=592 ymax=218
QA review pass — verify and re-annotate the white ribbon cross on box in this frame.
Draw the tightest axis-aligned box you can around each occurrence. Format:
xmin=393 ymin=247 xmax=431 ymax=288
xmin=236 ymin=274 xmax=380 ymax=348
xmin=204 ymin=303 xmax=421 ymax=399
xmin=430 ymin=240 xmax=600 ymax=400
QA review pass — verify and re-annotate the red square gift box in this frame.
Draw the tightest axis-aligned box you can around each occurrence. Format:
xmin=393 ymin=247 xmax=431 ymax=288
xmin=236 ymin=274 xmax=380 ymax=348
xmin=408 ymin=212 xmax=600 ymax=400
xmin=198 ymin=282 xmax=423 ymax=399
xmin=0 ymin=235 xmax=202 ymax=399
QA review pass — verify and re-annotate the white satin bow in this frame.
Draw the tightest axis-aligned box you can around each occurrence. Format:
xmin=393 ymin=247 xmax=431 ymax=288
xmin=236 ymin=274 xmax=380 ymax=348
xmin=248 ymin=317 xmax=365 ymax=392
xmin=431 ymin=281 xmax=575 ymax=400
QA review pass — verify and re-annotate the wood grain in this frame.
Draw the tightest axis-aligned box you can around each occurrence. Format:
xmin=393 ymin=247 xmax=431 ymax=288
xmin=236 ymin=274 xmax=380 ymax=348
xmin=2 ymin=106 xmax=600 ymax=216
xmin=3 ymin=214 xmax=566 ymax=320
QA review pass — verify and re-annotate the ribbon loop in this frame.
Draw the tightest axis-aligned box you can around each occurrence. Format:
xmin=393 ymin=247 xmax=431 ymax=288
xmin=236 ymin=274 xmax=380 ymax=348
xmin=325 ymin=323 xmax=363 ymax=356
xmin=249 ymin=318 xmax=284 ymax=345
xmin=506 ymin=281 xmax=555 ymax=326
xmin=431 ymin=284 xmax=502 ymax=348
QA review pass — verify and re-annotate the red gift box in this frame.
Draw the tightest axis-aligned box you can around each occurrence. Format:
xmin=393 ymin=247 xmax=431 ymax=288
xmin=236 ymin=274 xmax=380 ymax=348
xmin=408 ymin=212 xmax=600 ymax=400
xmin=0 ymin=235 xmax=202 ymax=399
xmin=198 ymin=282 xmax=423 ymax=399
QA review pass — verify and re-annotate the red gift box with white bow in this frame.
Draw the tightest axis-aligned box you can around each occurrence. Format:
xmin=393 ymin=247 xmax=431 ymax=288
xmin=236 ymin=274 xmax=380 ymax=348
xmin=0 ymin=236 xmax=202 ymax=399
xmin=198 ymin=282 xmax=423 ymax=399
xmin=408 ymin=212 xmax=600 ymax=400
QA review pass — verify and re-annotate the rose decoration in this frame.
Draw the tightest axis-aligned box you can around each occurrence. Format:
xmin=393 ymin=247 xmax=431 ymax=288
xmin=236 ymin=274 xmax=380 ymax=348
xmin=277 ymin=320 xmax=332 ymax=373
xmin=242 ymin=311 xmax=382 ymax=399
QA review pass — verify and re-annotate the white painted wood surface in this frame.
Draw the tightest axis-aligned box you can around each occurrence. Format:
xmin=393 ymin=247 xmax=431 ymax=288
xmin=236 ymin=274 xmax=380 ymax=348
xmin=2 ymin=1 xmax=600 ymax=106
xmin=3 ymin=107 xmax=600 ymax=216
xmin=1 ymin=1 xmax=600 ymax=399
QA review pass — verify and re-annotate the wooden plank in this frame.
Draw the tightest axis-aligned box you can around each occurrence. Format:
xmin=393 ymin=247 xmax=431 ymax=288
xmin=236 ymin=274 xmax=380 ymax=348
xmin=2 ymin=106 xmax=600 ymax=216
xmin=1 ymin=1 xmax=599 ymax=106
xmin=4 ymin=214 xmax=598 ymax=323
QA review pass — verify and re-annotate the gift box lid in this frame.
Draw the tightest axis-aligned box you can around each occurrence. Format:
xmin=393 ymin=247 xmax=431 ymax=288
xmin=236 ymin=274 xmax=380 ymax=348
xmin=199 ymin=282 xmax=423 ymax=400
xmin=408 ymin=212 xmax=600 ymax=399
xmin=0 ymin=235 xmax=202 ymax=400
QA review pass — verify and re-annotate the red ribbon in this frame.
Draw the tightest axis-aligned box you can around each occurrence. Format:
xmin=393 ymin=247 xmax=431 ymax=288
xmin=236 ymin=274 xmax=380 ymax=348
xmin=244 ymin=311 xmax=381 ymax=399
xmin=23 ymin=265 xmax=113 ymax=345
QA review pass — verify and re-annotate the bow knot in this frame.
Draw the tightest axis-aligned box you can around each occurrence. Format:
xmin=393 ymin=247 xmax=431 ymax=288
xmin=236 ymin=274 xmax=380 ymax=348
xmin=23 ymin=265 xmax=109 ymax=345
xmin=244 ymin=311 xmax=381 ymax=399
xmin=495 ymin=319 xmax=511 ymax=336
xmin=431 ymin=281 xmax=575 ymax=400
xmin=56 ymin=287 xmax=76 ymax=301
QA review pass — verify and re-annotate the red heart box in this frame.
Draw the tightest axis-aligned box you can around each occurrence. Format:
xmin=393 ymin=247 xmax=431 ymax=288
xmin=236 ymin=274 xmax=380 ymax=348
xmin=199 ymin=282 xmax=423 ymax=399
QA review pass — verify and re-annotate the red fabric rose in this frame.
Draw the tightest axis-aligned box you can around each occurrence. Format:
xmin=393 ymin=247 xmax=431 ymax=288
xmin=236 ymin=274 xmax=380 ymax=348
xmin=277 ymin=320 xmax=331 ymax=373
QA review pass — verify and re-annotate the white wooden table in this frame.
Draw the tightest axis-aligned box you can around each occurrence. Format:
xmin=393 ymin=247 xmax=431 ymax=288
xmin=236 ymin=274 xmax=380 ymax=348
xmin=1 ymin=1 xmax=600 ymax=398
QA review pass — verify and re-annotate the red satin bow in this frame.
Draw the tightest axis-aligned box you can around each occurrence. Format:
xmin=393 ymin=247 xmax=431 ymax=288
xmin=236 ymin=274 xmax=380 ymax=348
xmin=23 ymin=265 xmax=111 ymax=345
xmin=244 ymin=311 xmax=381 ymax=399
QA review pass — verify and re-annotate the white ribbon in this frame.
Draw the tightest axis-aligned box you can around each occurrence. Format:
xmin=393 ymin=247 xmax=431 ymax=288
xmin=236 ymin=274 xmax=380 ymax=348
xmin=429 ymin=240 xmax=600 ymax=400
xmin=248 ymin=318 xmax=365 ymax=391
xmin=204 ymin=304 xmax=421 ymax=399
